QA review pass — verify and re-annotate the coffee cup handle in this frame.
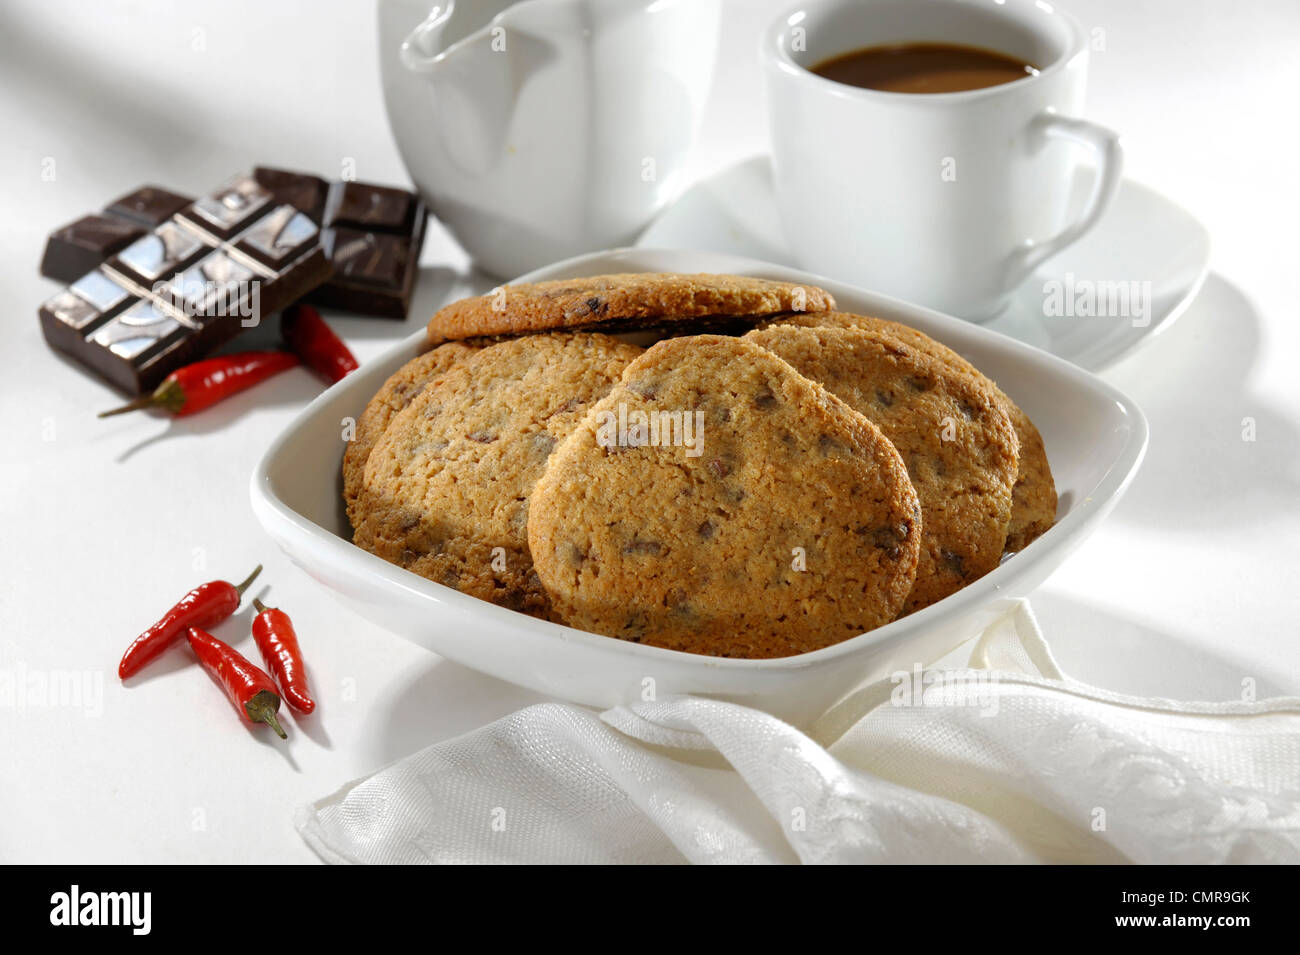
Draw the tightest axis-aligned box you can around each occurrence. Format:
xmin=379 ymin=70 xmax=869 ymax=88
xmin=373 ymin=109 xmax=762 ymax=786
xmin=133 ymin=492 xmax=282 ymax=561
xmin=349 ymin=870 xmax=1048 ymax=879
xmin=1006 ymin=112 xmax=1124 ymax=287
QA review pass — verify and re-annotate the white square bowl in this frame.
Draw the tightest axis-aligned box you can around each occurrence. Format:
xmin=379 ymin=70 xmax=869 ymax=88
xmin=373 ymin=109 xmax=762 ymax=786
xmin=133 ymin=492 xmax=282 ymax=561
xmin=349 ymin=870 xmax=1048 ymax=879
xmin=250 ymin=248 xmax=1147 ymax=726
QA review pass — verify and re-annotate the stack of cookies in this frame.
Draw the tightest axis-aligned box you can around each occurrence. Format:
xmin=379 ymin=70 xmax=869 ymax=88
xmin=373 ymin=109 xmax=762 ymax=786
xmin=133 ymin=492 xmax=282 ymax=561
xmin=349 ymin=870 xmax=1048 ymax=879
xmin=345 ymin=273 xmax=1056 ymax=659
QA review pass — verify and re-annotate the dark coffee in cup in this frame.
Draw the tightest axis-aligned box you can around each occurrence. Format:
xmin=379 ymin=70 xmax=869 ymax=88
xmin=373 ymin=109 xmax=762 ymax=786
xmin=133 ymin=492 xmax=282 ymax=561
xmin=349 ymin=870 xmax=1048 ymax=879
xmin=812 ymin=43 xmax=1038 ymax=94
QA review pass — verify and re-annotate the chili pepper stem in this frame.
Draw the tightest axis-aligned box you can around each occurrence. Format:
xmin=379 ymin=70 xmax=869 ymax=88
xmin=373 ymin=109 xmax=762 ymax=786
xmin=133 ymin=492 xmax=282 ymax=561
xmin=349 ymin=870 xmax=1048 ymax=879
xmin=233 ymin=565 xmax=263 ymax=598
xmin=252 ymin=598 xmax=270 ymax=614
xmin=246 ymin=690 xmax=287 ymax=739
xmin=98 ymin=378 xmax=186 ymax=418
xmin=97 ymin=396 xmax=154 ymax=418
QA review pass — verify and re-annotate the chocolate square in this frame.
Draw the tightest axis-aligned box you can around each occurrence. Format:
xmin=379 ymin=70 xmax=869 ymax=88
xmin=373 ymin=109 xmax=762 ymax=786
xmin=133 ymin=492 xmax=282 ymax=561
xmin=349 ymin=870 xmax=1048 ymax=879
xmin=103 ymin=186 xmax=193 ymax=228
xmin=241 ymin=245 xmax=332 ymax=327
xmin=84 ymin=311 xmax=197 ymax=396
xmin=109 ymin=219 xmax=208 ymax=286
xmin=325 ymin=229 xmax=410 ymax=290
xmin=88 ymin=299 xmax=187 ymax=363
xmin=40 ymin=289 xmax=103 ymax=334
xmin=40 ymin=215 xmax=145 ymax=283
xmin=182 ymin=174 xmax=275 ymax=238
xmin=162 ymin=250 xmax=256 ymax=321
xmin=70 ymin=269 xmax=135 ymax=316
xmin=325 ymin=182 xmax=416 ymax=232
xmin=233 ymin=205 xmax=320 ymax=269
xmin=253 ymin=167 xmax=329 ymax=224
xmin=38 ymin=268 xmax=136 ymax=350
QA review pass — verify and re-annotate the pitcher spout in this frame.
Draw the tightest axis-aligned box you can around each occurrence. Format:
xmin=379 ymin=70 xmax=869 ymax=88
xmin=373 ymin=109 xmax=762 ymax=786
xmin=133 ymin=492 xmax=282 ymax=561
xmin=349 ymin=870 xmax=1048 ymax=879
xmin=399 ymin=3 xmax=457 ymax=73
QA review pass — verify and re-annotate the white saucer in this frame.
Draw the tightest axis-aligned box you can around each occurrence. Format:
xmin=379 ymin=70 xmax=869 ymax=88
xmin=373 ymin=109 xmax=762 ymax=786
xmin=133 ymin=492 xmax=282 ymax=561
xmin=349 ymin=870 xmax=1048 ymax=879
xmin=639 ymin=156 xmax=1210 ymax=372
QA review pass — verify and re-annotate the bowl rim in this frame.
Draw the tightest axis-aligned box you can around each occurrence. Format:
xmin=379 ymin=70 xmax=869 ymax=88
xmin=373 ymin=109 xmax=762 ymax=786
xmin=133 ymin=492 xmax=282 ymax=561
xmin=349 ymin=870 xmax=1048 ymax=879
xmin=250 ymin=246 xmax=1148 ymax=671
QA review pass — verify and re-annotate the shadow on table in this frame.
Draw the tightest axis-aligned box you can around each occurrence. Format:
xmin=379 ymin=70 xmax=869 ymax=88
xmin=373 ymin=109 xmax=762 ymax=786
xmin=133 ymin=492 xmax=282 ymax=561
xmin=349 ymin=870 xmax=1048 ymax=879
xmin=1032 ymin=590 xmax=1296 ymax=700
xmin=1103 ymin=272 xmax=1300 ymax=533
xmin=100 ymin=367 xmax=326 ymax=464
xmin=374 ymin=658 xmax=550 ymax=765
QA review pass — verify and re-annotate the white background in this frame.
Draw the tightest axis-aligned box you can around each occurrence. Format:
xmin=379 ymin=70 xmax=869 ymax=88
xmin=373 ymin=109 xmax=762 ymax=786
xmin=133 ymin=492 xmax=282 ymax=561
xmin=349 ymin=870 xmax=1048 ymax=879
xmin=0 ymin=0 xmax=1296 ymax=863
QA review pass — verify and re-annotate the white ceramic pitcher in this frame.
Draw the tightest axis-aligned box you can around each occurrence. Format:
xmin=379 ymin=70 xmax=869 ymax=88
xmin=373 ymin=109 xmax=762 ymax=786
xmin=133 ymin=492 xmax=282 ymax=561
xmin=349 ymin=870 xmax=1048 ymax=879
xmin=378 ymin=0 xmax=721 ymax=278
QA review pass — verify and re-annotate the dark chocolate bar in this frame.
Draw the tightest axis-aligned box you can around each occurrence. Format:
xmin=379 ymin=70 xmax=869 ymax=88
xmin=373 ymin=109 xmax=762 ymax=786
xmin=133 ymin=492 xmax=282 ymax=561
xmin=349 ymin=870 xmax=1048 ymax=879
xmin=254 ymin=168 xmax=427 ymax=319
xmin=41 ymin=171 xmax=427 ymax=320
xmin=39 ymin=174 xmax=330 ymax=395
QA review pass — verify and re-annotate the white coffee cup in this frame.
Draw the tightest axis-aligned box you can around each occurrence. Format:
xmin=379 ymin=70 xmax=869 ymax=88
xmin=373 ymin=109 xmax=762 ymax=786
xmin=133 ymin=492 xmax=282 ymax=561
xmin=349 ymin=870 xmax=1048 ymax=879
xmin=762 ymin=0 xmax=1122 ymax=320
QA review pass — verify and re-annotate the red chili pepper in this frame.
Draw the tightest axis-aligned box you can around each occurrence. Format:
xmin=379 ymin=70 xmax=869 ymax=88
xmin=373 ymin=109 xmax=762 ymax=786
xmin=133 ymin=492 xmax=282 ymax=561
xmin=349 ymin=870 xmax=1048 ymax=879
xmin=97 ymin=350 xmax=299 ymax=418
xmin=281 ymin=304 xmax=358 ymax=384
xmin=117 ymin=565 xmax=261 ymax=680
xmin=251 ymin=598 xmax=316 ymax=714
xmin=187 ymin=627 xmax=287 ymax=739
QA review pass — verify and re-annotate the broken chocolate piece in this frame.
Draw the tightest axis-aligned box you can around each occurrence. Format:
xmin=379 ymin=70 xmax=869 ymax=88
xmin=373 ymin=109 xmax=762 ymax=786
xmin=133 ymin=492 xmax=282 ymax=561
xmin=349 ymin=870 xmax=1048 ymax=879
xmin=40 ymin=216 xmax=145 ymax=283
xmin=103 ymin=186 xmax=193 ymax=228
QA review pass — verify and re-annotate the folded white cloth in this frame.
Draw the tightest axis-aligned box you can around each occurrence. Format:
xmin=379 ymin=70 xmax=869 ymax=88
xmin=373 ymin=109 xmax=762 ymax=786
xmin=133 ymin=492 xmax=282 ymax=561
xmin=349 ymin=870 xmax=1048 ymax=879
xmin=297 ymin=602 xmax=1300 ymax=864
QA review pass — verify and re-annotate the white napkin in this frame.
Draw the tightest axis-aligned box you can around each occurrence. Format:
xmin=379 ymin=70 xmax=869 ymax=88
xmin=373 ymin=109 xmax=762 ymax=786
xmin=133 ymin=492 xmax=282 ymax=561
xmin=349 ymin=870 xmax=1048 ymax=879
xmin=297 ymin=602 xmax=1300 ymax=864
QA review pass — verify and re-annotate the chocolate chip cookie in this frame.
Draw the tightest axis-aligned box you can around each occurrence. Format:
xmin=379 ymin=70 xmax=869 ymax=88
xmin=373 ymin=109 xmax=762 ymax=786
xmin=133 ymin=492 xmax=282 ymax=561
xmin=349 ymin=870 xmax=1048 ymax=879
xmin=342 ymin=341 xmax=479 ymax=529
xmin=425 ymin=272 xmax=836 ymax=345
xmin=528 ymin=335 xmax=922 ymax=657
xmin=354 ymin=333 xmax=642 ymax=615
xmin=743 ymin=323 xmax=1019 ymax=613
xmin=766 ymin=311 xmax=1056 ymax=552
